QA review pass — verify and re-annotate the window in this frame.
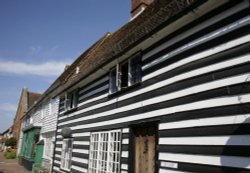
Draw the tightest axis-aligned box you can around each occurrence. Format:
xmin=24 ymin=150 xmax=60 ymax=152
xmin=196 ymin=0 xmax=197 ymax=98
xmin=44 ymin=135 xmax=54 ymax=159
xmin=109 ymin=54 xmax=141 ymax=94
xmin=61 ymin=138 xmax=73 ymax=171
xmin=88 ymin=130 xmax=121 ymax=173
xmin=65 ymin=90 xmax=78 ymax=111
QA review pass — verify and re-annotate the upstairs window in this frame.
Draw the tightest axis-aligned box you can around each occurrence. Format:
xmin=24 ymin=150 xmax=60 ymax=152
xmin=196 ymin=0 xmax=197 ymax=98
xmin=109 ymin=53 xmax=141 ymax=94
xmin=65 ymin=90 xmax=78 ymax=111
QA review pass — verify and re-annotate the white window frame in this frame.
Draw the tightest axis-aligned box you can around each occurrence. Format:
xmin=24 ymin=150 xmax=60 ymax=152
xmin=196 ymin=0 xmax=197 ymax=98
xmin=88 ymin=130 xmax=122 ymax=173
xmin=44 ymin=136 xmax=54 ymax=160
xmin=60 ymin=138 xmax=73 ymax=171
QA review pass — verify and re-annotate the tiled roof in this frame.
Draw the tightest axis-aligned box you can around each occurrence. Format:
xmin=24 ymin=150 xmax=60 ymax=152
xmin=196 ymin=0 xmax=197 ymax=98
xmin=29 ymin=0 xmax=203 ymax=107
xmin=55 ymin=0 xmax=202 ymax=91
xmin=27 ymin=91 xmax=41 ymax=109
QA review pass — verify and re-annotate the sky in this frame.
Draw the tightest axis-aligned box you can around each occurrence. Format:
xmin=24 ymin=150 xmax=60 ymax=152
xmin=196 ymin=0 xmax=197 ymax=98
xmin=0 ymin=0 xmax=131 ymax=133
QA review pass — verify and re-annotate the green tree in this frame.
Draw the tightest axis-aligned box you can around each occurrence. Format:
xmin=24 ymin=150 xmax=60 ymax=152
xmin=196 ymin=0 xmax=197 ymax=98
xmin=5 ymin=137 xmax=17 ymax=147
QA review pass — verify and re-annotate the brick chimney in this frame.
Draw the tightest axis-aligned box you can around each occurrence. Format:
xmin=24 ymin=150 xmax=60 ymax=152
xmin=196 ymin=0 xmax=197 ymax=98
xmin=131 ymin=0 xmax=154 ymax=18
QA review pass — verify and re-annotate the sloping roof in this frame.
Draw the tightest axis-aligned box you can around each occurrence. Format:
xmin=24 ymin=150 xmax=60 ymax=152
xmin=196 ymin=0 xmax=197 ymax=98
xmin=27 ymin=91 xmax=42 ymax=109
xmin=25 ymin=0 xmax=204 ymax=110
xmin=54 ymin=0 xmax=203 ymax=92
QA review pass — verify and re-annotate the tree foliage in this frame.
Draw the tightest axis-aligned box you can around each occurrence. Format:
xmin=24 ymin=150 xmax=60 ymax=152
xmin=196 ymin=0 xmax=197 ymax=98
xmin=5 ymin=137 xmax=17 ymax=147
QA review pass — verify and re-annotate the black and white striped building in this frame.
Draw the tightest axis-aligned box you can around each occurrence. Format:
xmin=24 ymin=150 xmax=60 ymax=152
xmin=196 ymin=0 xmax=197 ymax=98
xmin=52 ymin=0 xmax=250 ymax=172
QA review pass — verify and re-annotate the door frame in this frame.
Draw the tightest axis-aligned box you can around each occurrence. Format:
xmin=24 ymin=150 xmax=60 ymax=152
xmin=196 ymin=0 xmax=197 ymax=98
xmin=128 ymin=121 xmax=159 ymax=173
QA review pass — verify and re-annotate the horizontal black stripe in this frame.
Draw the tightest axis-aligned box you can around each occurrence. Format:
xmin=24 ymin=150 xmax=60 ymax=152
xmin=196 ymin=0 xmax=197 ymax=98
xmin=71 ymin=161 xmax=88 ymax=169
xmin=56 ymin=136 xmax=90 ymax=142
xmin=159 ymin=160 xmax=250 ymax=173
xmin=53 ymin=162 xmax=60 ymax=168
xmin=121 ymin=157 xmax=129 ymax=164
xmin=70 ymin=168 xmax=82 ymax=173
xmin=122 ymin=133 xmax=129 ymax=139
xmin=161 ymin=103 xmax=250 ymax=124
xmin=71 ymin=168 xmax=82 ymax=173
xmin=54 ymin=150 xmax=61 ymax=155
xmin=52 ymin=168 xmax=61 ymax=173
xmin=158 ymin=145 xmax=250 ymax=157
xmin=54 ymin=156 xmax=61 ymax=162
xmin=159 ymin=124 xmax=250 ymax=137
xmin=72 ymin=152 xmax=89 ymax=159
xmin=73 ymin=144 xmax=89 ymax=150
xmin=56 ymin=144 xmax=62 ymax=148
xmin=58 ymin=80 xmax=250 ymax=129
xmin=58 ymin=55 xmax=250 ymax=124
xmin=122 ymin=144 xmax=129 ymax=151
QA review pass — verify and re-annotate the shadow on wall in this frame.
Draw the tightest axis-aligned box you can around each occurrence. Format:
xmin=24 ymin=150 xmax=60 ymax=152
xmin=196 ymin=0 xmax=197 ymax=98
xmin=221 ymin=116 xmax=250 ymax=173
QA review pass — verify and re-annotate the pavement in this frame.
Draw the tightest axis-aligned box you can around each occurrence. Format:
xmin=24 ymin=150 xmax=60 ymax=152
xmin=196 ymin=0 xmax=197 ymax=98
xmin=0 ymin=152 xmax=31 ymax=173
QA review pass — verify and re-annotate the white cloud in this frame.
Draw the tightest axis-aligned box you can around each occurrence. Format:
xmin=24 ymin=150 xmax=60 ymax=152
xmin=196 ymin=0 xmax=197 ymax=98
xmin=0 ymin=103 xmax=17 ymax=112
xmin=0 ymin=60 xmax=70 ymax=76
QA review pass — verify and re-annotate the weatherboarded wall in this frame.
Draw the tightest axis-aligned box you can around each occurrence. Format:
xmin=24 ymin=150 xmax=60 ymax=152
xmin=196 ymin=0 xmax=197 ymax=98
xmin=53 ymin=1 xmax=250 ymax=173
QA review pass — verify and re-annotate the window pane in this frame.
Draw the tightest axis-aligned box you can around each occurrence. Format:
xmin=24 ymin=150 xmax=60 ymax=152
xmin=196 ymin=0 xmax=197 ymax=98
xmin=130 ymin=55 xmax=141 ymax=85
xmin=120 ymin=62 xmax=128 ymax=89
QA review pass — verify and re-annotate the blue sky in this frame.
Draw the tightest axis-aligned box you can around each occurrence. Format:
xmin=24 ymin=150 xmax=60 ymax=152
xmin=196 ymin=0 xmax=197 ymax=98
xmin=0 ymin=0 xmax=130 ymax=132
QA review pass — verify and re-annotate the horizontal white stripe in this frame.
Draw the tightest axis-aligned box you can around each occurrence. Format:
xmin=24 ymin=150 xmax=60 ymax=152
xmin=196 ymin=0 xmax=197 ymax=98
xmin=159 ymin=168 xmax=191 ymax=173
xmin=55 ymin=154 xmax=61 ymax=158
xmin=73 ymin=141 xmax=90 ymax=145
xmin=79 ymin=76 xmax=108 ymax=95
xmin=73 ymin=132 xmax=90 ymax=137
xmin=122 ymin=128 xmax=130 ymax=133
xmin=72 ymin=157 xmax=88 ymax=164
xmin=54 ymin=160 xmax=61 ymax=164
xmin=143 ymin=17 xmax=250 ymax=71
xmin=143 ymin=34 xmax=250 ymax=81
xmin=122 ymin=139 xmax=129 ymax=144
xmin=55 ymin=148 xmax=61 ymax=152
xmin=69 ymin=93 xmax=250 ymax=130
xmin=121 ymin=164 xmax=128 ymax=170
xmin=121 ymin=170 xmax=128 ymax=173
xmin=57 ymin=132 xmax=90 ymax=139
xmin=122 ymin=151 xmax=128 ymax=158
xmin=58 ymin=51 xmax=250 ymax=123
xmin=56 ymin=141 xmax=62 ymax=144
xmin=71 ymin=165 xmax=87 ymax=172
xmin=159 ymin=152 xmax=250 ymax=169
xmin=159 ymin=114 xmax=250 ymax=130
xmin=72 ymin=149 xmax=89 ymax=154
xmin=53 ymin=166 xmax=61 ymax=171
xmin=159 ymin=135 xmax=250 ymax=146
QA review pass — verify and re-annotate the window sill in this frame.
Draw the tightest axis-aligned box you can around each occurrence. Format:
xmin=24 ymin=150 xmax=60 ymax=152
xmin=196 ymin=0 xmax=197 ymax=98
xmin=108 ymin=83 xmax=141 ymax=98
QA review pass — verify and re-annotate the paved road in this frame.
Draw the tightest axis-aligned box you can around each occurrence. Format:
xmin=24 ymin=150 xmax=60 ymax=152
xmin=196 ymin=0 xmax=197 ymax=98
xmin=0 ymin=152 xmax=31 ymax=173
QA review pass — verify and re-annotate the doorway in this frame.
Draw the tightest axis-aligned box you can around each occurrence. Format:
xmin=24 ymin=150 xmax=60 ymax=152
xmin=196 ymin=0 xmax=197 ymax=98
xmin=132 ymin=124 xmax=157 ymax=173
